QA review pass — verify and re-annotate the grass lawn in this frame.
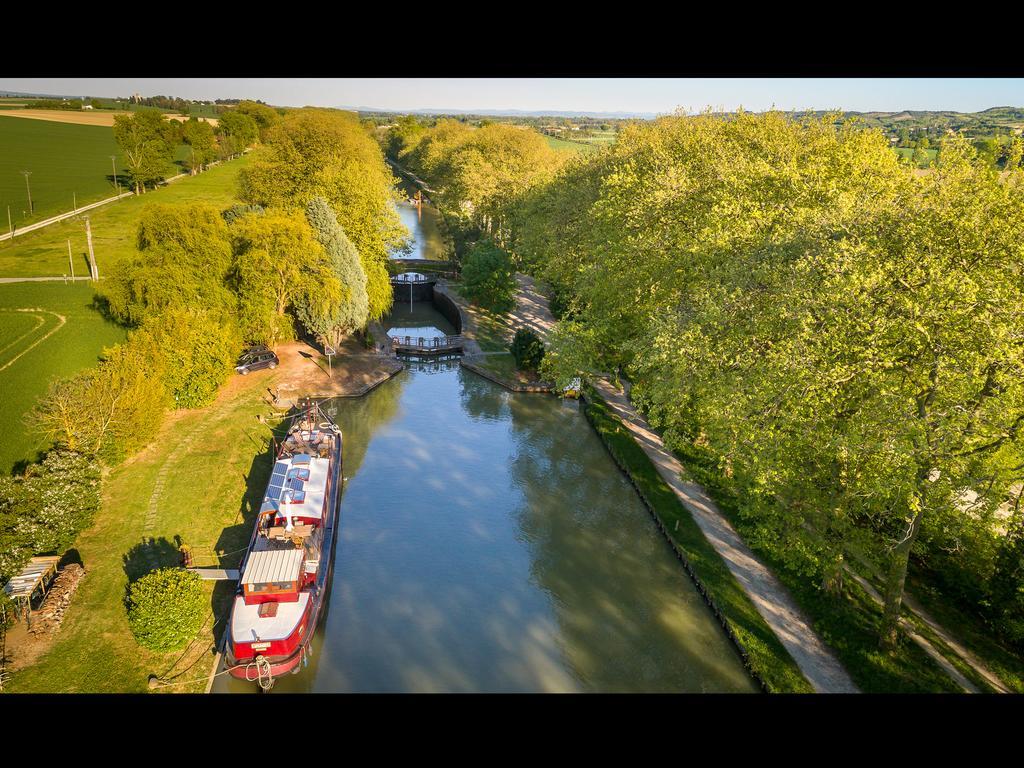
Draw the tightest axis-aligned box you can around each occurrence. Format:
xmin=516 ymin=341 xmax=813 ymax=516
xmin=0 ymin=281 xmax=126 ymax=474
xmin=444 ymin=280 xmax=514 ymax=352
xmin=5 ymin=370 xmax=280 ymax=693
xmin=584 ymin=391 xmax=813 ymax=693
xmin=470 ymin=351 xmax=550 ymax=388
xmin=0 ymin=153 xmax=250 ymax=278
xmin=0 ymin=115 xmax=192 ymax=228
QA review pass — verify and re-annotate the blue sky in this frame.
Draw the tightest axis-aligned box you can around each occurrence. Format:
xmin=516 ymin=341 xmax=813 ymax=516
xmin=2 ymin=78 xmax=1023 ymax=115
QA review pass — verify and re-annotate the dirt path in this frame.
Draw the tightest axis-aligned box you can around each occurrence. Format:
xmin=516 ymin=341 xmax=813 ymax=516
xmin=270 ymin=339 xmax=402 ymax=400
xmin=510 ymin=273 xmax=556 ymax=342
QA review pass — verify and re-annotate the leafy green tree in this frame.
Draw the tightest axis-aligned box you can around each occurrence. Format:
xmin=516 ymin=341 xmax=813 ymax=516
xmin=510 ymin=328 xmax=545 ymax=371
xmin=385 ymin=114 xmax=427 ymax=159
xmin=181 ymin=118 xmax=217 ymax=173
xmin=101 ymin=203 xmax=235 ymax=326
xmin=234 ymin=100 xmax=279 ymax=139
xmin=460 ymin=239 xmax=515 ymax=312
xmin=301 ymin=197 xmax=370 ymax=347
xmin=130 ymin=308 xmax=241 ymax=409
xmin=112 ymin=110 xmax=175 ymax=193
xmin=434 ymin=123 xmax=564 ymax=239
xmin=514 ymin=111 xmax=1024 ymax=649
xmin=126 ymin=568 xmax=206 ymax=652
xmin=990 ymin=497 xmax=1024 ymax=645
xmin=1003 ymin=138 xmax=1023 ymax=171
xmin=228 ymin=207 xmax=334 ymax=345
xmin=217 ymin=110 xmax=259 ymax=157
xmin=33 ymin=338 xmax=169 ymax=465
xmin=238 ymin=108 xmax=402 ymax=320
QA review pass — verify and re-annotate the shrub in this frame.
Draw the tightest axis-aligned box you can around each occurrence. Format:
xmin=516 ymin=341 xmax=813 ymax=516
xmin=126 ymin=568 xmax=206 ymax=652
xmin=510 ymin=328 xmax=545 ymax=371
xmin=0 ymin=450 xmax=101 ymax=590
xmin=461 ymin=240 xmax=515 ymax=312
xmin=221 ymin=203 xmax=263 ymax=225
xmin=34 ymin=334 xmax=169 ymax=465
xmin=130 ymin=308 xmax=241 ymax=409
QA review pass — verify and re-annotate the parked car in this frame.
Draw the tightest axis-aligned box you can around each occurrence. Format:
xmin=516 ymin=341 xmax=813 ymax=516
xmin=235 ymin=345 xmax=279 ymax=375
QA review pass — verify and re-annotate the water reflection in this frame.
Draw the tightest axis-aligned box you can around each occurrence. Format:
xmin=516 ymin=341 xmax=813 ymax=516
xmin=216 ymin=304 xmax=753 ymax=691
xmin=390 ymin=177 xmax=446 ymax=261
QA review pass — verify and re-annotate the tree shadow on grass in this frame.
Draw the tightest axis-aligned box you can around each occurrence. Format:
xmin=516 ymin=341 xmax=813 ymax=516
xmin=122 ymin=536 xmax=182 ymax=584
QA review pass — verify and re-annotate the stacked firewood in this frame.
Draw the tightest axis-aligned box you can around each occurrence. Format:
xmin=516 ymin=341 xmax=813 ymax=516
xmin=29 ymin=564 xmax=85 ymax=636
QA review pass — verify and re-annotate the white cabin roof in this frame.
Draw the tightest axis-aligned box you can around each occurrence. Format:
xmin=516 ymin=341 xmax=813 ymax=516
xmin=241 ymin=548 xmax=304 ymax=586
xmin=231 ymin=592 xmax=309 ymax=643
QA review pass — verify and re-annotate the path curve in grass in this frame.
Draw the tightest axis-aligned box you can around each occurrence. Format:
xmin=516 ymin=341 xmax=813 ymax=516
xmin=0 ymin=308 xmax=66 ymax=373
xmin=0 ymin=310 xmax=45 ymax=359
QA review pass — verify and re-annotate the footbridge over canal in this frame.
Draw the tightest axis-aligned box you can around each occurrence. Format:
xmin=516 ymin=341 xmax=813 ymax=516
xmin=388 ymin=333 xmax=465 ymax=355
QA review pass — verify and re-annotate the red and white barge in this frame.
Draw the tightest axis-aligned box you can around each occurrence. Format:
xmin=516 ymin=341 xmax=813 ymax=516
xmin=224 ymin=399 xmax=343 ymax=688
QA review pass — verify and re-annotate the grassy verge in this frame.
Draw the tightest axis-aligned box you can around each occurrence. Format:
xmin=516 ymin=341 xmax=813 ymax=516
xmin=905 ymin=570 xmax=1024 ymax=693
xmin=0 ymin=282 xmax=127 ymax=474
xmin=0 ymin=153 xmax=250 ymax=278
xmin=584 ymin=390 xmax=812 ymax=693
xmin=5 ymin=371 xmax=279 ymax=692
xmin=445 ymin=280 xmax=513 ymax=352
xmin=670 ymin=438 xmax=967 ymax=692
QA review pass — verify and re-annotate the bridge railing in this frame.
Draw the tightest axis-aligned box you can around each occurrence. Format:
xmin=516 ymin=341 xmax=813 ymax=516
xmin=388 ymin=335 xmax=463 ymax=349
xmin=390 ymin=272 xmax=433 ymax=284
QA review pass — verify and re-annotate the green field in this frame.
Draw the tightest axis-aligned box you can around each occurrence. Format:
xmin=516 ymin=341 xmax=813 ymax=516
xmin=544 ymin=134 xmax=604 ymax=154
xmin=893 ymin=146 xmax=939 ymax=167
xmin=0 ymin=116 xmax=192 ymax=229
xmin=0 ymin=281 xmax=127 ymax=474
xmin=0 ymin=153 xmax=251 ymax=278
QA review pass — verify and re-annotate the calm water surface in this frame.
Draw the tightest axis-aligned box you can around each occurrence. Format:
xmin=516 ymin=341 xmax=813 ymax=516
xmin=215 ymin=304 xmax=755 ymax=693
xmin=391 ymin=177 xmax=446 ymax=261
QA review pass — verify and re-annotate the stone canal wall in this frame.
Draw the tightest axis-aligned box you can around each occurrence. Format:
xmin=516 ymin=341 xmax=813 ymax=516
xmin=431 ymin=285 xmax=464 ymax=335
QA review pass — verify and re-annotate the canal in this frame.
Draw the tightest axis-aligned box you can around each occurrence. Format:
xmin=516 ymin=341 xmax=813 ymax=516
xmin=392 ymin=176 xmax=447 ymax=261
xmin=214 ymin=186 xmax=756 ymax=693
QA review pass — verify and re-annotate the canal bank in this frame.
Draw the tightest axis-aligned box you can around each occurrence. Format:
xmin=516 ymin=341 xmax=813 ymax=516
xmin=214 ymin=346 xmax=758 ymax=693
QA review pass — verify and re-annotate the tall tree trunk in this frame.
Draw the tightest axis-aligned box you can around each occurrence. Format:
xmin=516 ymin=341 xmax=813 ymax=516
xmin=880 ymin=492 xmax=926 ymax=648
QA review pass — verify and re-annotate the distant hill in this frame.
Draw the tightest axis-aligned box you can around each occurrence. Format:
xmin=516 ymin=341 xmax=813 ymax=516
xmin=346 ymin=106 xmax=660 ymax=119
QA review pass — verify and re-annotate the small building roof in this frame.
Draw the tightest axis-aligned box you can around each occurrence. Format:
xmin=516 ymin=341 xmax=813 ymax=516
xmin=241 ymin=548 xmax=303 ymax=586
xmin=3 ymin=556 xmax=61 ymax=600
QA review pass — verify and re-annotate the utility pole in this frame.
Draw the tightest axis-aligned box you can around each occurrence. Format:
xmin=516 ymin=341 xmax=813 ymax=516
xmin=110 ymin=155 xmax=119 ymax=195
xmin=73 ymin=192 xmax=77 ymax=212
xmin=67 ymin=239 xmax=74 ymax=280
xmin=84 ymin=216 xmax=97 ymax=280
xmin=6 ymin=206 xmax=10 ymax=239
xmin=20 ymin=171 xmax=32 ymax=214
